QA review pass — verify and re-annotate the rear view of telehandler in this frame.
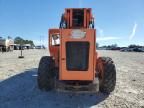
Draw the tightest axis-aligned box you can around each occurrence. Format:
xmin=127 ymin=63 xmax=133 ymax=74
xmin=37 ymin=8 xmax=116 ymax=94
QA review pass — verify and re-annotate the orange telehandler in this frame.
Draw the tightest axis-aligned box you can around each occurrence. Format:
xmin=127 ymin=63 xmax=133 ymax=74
xmin=37 ymin=8 xmax=116 ymax=93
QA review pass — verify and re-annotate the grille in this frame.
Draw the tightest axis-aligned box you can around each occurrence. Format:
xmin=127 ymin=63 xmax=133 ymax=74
xmin=66 ymin=42 xmax=89 ymax=71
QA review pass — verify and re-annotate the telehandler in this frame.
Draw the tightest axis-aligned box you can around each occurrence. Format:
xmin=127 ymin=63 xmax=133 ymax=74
xmin=37 ymin=8 xmax=116 ymax=93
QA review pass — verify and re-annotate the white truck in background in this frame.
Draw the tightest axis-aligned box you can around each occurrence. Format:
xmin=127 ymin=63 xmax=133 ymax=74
xmin=0 ymin=37 xmax=14 ymax=52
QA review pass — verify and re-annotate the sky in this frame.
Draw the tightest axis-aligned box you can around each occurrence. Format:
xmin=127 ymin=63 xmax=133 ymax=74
xmin=0 ymin=0 xmax=144 ymax=47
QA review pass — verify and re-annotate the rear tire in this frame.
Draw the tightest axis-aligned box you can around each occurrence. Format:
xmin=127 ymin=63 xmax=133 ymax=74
xmin=98 ymin=57 xmax=116 ymax=94
xmin=37 ymin=56 xmax=55 ymax=91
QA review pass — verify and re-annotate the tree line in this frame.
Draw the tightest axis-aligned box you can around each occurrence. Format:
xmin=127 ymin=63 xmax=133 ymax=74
xmin=14 ymin=37 xmax=34 ymax=46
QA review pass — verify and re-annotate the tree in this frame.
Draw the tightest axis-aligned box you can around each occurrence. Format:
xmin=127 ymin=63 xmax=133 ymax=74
xmin=128 ymin=44 xmax=137 ymax=48
xmin=111 ymin=44 xmax=118 ymax=48
xmin=128 ymin=44 xmax=142 ymax=48
xmin=14 ymin=37 xmax=35 ymax=46
xmin=8 ymin=36 xmax=12 ymax=39
xmin=14 ymin=37 xmax=25 ymax=45
xmin=28 ymin=40 xmax=34 ymax=46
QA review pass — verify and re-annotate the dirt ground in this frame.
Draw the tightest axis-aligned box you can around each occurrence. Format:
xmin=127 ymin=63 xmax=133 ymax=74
xmin=0 ymin=49 xmax=144 ymax=108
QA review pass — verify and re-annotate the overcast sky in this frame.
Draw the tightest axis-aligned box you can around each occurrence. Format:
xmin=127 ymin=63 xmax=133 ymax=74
xmin=0 ymin=0 xmax=144 ymax=46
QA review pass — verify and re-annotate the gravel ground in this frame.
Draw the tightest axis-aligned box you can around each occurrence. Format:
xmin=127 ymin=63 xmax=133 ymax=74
xmin=0 ymin=49 xmax=144 ymax=108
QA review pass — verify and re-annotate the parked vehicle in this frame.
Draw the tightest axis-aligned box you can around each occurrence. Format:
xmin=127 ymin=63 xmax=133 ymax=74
xmin=0 ymin=37 xmax=14 ymax=52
